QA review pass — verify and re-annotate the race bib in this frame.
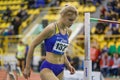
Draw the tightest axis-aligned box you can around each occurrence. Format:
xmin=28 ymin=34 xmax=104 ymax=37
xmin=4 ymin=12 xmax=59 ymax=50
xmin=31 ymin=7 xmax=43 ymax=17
xmin=53 ymin=41 xmax=68 ymax=53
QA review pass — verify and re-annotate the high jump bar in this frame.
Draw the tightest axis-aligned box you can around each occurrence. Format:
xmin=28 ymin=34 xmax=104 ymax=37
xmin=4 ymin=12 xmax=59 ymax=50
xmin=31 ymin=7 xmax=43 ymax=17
xmin=90 ymin=18 xmax=120 ymax=24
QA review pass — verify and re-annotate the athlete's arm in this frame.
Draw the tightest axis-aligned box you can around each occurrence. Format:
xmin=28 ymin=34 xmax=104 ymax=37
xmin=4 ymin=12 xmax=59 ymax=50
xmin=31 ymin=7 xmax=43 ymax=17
xmin=25 ymin=23 xmax=54 ymax=69
xmin=64 ymin=28 xmax=72 ymax=66
xmin=64 ymin=53 xmax=71 ymax=67
xmin=64 ymin=29 xmax=75 ymax=74
xmin=64 ymin=51 xmax=75 ymax=74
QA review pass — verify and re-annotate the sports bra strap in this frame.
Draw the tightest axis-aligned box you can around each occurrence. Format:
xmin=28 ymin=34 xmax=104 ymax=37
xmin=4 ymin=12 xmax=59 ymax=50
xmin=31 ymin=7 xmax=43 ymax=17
xmin=54 ymin=22 xmax=69 ymax=36
xmin=66 ymin=28 xmax=70 ymax=36
xmin=54 ymin=22 xmax=59 ymax=34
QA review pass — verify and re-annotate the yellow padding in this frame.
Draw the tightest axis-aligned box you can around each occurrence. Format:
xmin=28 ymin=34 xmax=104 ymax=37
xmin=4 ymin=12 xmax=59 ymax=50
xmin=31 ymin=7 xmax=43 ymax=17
xmin=100 ymin=41 xmax=107 ymax=49
xmin=0 ymin=23 xmax=10 ymax=29
xmin=60 ymin=1 xmax=79 ymax=7
xmin=0 ymin=48 xmax=4 ymax=67
xmin=108 ymin=41 xmax=115 ymax=47
xmin=91 ymin=27 xmax=96 ymax=34
xmin=116 ymin=42 xmax=120 ymax=48
xmin=0 ymin=48 xmax=3 ymax=55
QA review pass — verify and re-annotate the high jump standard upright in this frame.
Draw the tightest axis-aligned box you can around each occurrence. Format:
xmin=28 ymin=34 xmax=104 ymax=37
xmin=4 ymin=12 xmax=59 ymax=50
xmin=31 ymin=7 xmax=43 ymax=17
xmin=84 ymin=13 xmax=92 ymax=80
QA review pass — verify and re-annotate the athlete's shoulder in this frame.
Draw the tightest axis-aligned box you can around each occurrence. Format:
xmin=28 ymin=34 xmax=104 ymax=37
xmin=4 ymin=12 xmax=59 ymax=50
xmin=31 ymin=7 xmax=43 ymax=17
xmin=43 ymin=22 xmax=56 ymax=38
xmin=45 ymin=22 xmax=55 ymax=32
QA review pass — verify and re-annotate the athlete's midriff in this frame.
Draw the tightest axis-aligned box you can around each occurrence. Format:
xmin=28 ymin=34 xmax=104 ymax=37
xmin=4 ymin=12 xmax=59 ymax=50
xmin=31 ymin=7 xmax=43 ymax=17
xmin=45 ymin=52 xmax=65 ymax=64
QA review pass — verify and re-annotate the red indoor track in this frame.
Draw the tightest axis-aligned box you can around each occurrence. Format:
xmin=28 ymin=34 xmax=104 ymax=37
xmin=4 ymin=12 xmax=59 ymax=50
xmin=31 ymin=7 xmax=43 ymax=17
xmin=0 ymin=69 xmax=41 ymax=80
xmin=0 ymin=69 xmax=118 ymax=80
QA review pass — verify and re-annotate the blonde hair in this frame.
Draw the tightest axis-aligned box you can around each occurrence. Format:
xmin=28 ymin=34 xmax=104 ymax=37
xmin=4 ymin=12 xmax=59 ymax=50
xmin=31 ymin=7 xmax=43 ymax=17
xmin=60 ymin=5 xmax=78 ymax=16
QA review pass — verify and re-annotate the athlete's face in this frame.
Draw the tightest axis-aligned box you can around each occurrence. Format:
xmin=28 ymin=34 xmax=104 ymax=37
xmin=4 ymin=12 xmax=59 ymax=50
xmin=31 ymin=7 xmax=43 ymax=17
xmin=63 ymin=11 xmax=77 ymax=27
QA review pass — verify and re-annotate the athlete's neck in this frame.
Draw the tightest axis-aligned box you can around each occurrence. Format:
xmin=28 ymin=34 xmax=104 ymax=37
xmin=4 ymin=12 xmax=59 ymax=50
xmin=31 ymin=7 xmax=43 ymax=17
xmin=56 ymin=20 xmax=66 ymax=30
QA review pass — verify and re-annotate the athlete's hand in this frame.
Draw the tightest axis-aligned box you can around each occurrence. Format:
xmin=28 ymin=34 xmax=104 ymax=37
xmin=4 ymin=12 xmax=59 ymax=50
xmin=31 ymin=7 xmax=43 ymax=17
xmin=23 ymin=67 xmax=31 ymax=79
xmin=67 ymin=64 xmax=75 ymax=74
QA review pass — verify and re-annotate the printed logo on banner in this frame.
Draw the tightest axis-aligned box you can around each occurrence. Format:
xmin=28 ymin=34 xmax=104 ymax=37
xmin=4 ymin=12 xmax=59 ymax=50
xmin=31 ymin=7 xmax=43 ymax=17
xmin=92 ymin=76 xmax=95 ymax=80
xmin=85 ymin=67 xmax=88 ymax=77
